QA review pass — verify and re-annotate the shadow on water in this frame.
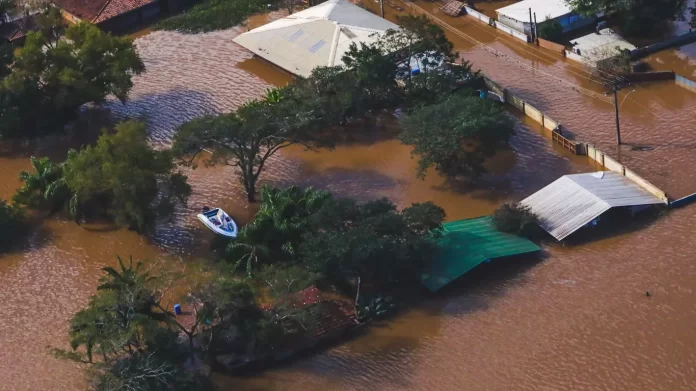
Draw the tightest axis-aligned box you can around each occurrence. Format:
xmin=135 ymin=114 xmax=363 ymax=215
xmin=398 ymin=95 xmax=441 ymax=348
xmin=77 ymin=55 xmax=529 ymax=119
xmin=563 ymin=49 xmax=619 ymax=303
xmin=561 ymin=206 xmax=667 ymax=247
xmin=418 ymin=252 xmax=546 ymax=317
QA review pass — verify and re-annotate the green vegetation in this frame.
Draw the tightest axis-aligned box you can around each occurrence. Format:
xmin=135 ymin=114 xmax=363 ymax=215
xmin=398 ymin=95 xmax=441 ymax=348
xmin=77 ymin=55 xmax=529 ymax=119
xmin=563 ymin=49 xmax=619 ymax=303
xmin=14 ymin=121 xmax=191 ymax=230
xmin=0 ymin=21 xmax=143 ymax=138
xmin=0 ymin=200 xmax=24 ymax=252
xmin=567 ymin=0 xmax=687 ymax=36
xmin=173 ymin=15 xmax=484 ymax=202
xmin=537 ymin=19 xmax=564 ymax=42
xmin=492 ymin=202 xmax=540 ymax=238
xmin=54 ymin=256 xmax=206 ymax=391
xmin=399 ymin=93 xmax=516 ymax=180
xmin=157 ymin=0 xmax=271 ymax=33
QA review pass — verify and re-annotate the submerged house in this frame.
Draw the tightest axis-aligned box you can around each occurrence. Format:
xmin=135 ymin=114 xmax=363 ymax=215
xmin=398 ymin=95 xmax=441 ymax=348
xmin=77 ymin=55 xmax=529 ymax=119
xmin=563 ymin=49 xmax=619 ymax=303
xmin=495 ymin=0 xmax=596 ymax=37
xmin=520 ymin=172 xmax=666 ymax=241
xmin=52 ymin=0 xmax=162 ymax=32
xmin=233 ymin=0 xmax=399 ymax=78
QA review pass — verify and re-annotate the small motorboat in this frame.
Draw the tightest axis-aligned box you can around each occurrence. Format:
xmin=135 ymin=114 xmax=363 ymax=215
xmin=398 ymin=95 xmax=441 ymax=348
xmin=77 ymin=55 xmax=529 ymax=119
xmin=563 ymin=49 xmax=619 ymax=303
xmin=197 ymin=207 xmax=238 ymax=238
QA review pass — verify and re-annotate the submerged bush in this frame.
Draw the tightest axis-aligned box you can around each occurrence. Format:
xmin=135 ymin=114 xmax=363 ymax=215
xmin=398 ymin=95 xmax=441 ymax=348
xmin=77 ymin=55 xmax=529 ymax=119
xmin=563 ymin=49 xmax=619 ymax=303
xmin=157 ymin=0 xmax=271 ymax=33
xmin=0 ymin=200 xmax=25 ymax=252
xmin=492 ymin=202 xmax=539 ymax=238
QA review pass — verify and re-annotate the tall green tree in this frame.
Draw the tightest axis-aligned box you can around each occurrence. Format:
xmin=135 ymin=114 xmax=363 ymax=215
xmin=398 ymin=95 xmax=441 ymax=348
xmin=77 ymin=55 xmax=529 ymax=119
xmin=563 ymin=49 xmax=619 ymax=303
xmin=0 ymin=22 xmax=144 ymax=138
xmin=228 ymin=185 xmax=331 ymax=274
xmin=400 ymin=93 xmax=515 ymax=180
xmin=62 ymin=120 xmax=190 ymax=230
xmin=56 ymin=256 xmax=203 ymax=391
xmin=302 ymin=198 xmax=445 ymax=305
xmin=566 ymin=0 xmax=687 ymax=35
xmin=172 ymin=99 xmax=325 ymax=203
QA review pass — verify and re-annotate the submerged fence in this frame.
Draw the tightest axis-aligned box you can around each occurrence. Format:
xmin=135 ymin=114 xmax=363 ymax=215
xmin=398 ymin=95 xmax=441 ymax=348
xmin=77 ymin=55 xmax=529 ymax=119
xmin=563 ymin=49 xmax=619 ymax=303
xmin=483 ymin=77 xmax=670 ymax=203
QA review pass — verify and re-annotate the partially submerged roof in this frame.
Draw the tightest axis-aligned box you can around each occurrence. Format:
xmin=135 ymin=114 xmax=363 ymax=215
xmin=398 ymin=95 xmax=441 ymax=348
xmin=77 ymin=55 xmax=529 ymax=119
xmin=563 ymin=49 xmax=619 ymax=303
xmin=53 ymin=0 xmax=157 ymax=23
xmin=570 ymin=28 xmax=636 ymax=60
xmin=233 ymin=0 xmax=399 ymax=77
xmin=520 ymin=171 xmax=665 ymax=241
xmin=422 ymin=216 xmax=541 ymax=292
xmin=496 ymin=0 xmax=572 ymax=22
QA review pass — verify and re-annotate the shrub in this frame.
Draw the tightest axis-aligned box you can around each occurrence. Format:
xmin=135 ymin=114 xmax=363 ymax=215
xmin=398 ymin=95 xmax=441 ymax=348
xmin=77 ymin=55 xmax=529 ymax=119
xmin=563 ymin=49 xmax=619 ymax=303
xmin=492 ymin=202 xmax=539 ymax=238
xmin=0 ymin=200 xmax=25 ymax=252
xmin=537 ymin=20 xmax=563 ymax=42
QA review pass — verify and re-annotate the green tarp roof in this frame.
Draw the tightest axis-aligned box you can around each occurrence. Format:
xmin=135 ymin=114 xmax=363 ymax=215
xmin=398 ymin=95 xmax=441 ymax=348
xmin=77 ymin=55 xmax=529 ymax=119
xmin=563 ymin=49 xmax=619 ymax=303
xmin=422 ymin=216 xmax=541 ymax=292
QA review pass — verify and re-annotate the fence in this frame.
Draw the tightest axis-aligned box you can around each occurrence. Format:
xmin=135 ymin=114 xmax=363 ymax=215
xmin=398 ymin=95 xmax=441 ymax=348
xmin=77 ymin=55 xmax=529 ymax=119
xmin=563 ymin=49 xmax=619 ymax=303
xmin=462 ymin=6 xmax=529 ymax=43
xmin=621 ymin=71 xmax=675 ymax=83
xmin=630 ymin=30 xmax=696 ymax=59
xmin=564 ymin=49 xmax=585 ymax=64
xmin=676 ymin=74 xmax=696 ymax=92
xmin=483 ymin=76 xmax=669 ymax=201
xmin=537 ymin=38 xmax=565 ymax=55
xmin=463 ymin=6 xmax=489 ymax=25
xmin=584 ymin=145 xmax=669 ymax=203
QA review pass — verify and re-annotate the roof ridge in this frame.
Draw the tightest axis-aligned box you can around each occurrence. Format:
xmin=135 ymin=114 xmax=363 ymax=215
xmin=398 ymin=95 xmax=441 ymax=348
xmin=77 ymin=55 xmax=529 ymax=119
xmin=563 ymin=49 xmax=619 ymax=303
xmin=91 ymin=0 xmax=113 ymax=23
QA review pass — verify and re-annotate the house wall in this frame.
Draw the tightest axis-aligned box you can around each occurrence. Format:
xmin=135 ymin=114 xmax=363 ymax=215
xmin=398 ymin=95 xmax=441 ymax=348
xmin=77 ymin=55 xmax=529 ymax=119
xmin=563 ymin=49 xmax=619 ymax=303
xmin=497 ymin=14 xmax=530 ymax=34
xmin=60 ymin=9 xmax=82 ymax=24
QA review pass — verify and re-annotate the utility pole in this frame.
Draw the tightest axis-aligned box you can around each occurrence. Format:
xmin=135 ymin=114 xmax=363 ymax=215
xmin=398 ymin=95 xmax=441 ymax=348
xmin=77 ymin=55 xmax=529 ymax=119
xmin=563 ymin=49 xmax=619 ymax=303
xmin=380 ymin=0 xmax=384 ymax=18
xmin=528 ymin=8 xmax=534 ymax=41
xmin=612 ymin=84 xmax=621 ymax=145
xmin=533 ymin=12 xmax=538 ymax=42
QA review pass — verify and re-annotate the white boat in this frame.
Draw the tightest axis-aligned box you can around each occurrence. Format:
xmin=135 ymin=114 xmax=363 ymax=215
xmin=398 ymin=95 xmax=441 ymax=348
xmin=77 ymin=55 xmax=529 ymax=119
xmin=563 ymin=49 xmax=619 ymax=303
xmin=197 ymin=208 xmax=238 ymax=238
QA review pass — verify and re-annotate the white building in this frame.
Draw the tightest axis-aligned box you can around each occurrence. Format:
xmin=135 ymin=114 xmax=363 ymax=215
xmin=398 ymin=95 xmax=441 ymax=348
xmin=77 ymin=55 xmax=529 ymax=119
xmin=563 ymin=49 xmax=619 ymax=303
xmin=233 ymin=0 xmax=398 ymax=77
xmin=569 ymin=28 xmax=636 ymax=65
xmin=495 ymin=0 xmax=596 ymax=36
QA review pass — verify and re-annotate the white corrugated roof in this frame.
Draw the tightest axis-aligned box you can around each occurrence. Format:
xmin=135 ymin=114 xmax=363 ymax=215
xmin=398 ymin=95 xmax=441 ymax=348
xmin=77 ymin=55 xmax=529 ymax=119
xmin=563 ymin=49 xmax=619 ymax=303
xmin=520 ymin=172 xmax=665 ymax=241
xmin=233 ymin=0 xmax=398 ymax=77
xmin=570 ymin=28 xmax=636 ymax=61
xmin=496 ymin=0 xmax=572 ymax=23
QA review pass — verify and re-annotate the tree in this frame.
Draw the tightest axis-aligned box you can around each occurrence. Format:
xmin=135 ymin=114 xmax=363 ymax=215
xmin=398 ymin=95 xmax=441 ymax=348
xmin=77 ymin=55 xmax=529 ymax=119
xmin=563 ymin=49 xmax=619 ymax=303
xmin=0 ymin=199 xmax=24 ymax=252
xmin=0 ymin=0 xmax=16 ymax=24
xmin=0 ymin=22 xmax=144 ymax=138
xmin=566 ymin=0 xmax=687 ymax=36
xmin=399 ymin=93 xmax=515 ymax=180
xmin=55 ymin=256 xmax=203 ymax=391
xmin=302 ymin=198 xmax=445 ymax=305
xmin=172 ymin=99 xmax=325 ymax=203
xmin=492 ymin=202 xmax=540 ymax=238
xmin=13 ymin=156 xmax=69 ymax=210
xmin=62 ymin=120 xmax=190 ymax=230
xmin=227 ymin=185 xmax=331 ymax=274
xmin=689 ymin=6 xmax=696 ymax=31
xmin=537 ymin=19 xmax=564 ymax=42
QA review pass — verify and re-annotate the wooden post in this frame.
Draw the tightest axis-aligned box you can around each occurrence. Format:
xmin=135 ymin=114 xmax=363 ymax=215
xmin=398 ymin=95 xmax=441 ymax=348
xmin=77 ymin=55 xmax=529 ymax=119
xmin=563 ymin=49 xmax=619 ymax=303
xmin=380 ymin=0 xmax=384 ymax=18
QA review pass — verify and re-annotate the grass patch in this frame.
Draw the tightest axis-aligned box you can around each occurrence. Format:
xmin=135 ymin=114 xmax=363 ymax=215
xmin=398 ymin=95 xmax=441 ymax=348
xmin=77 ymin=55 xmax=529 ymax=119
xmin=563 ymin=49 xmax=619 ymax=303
xmin=157 ymin=0 xmax=273 ymax=34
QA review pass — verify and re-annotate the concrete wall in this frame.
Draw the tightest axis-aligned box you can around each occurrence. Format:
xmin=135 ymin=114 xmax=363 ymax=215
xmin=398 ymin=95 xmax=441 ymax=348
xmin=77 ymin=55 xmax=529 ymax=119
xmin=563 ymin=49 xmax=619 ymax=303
xmin=483 ymin=75 xmax=669 ymax=202
xmin=495 ymin=20 xmax=530 ymax=43
xmin=565 ymin=49 xmax=585 ymax=64
xmin=621 ymin=71 xmax=675 ymax=82
xmin=464 ymin=6 xmax=490 ymax=25
xmin=676 ymin=74 xmax=696 ymax=92
xmin=584 ymin=145 xmax=669 ymax=203
xmin=497 ymin=14 xmax=528 ymax=34
xmin=538 ymin=38 xmax=565 ymax=55
xmin=631 ymin=30 xmax=696 ymax=59
xmin=524 ymin=103 xmax=544 ymax=124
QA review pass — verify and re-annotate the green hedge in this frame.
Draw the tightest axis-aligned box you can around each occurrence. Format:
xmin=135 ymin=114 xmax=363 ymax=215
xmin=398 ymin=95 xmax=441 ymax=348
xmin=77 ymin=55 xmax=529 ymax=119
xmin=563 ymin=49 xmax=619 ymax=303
xmin=157 ymin=0 xmax=273 ymax=34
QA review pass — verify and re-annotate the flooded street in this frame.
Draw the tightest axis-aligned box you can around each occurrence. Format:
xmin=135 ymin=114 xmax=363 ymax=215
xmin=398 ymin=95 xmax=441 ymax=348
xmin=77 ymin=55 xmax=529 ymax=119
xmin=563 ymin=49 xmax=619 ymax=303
xmin=2 ymin=3 xmax=696 ymax=391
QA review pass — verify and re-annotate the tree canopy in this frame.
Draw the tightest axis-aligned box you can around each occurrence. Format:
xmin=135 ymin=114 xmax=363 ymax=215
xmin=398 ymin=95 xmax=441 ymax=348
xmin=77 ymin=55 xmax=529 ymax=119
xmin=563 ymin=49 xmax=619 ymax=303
xmin=399 ymin=93 xmax=516 ymax=180
xmin=0 ymin=22 xmax=144 ymax=138
xmin=14 ymin=120 xmax=190 ymax=230
xmin=0 ymin=199 xmax=24 ymax=253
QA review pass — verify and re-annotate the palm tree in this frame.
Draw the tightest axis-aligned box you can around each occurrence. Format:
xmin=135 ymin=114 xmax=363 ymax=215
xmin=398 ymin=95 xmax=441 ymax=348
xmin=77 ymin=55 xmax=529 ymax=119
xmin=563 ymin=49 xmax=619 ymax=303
xmin=227 ymin=185 xmax=331 ymax=276
xmin=13 ymin=156 xmax=71 ymax=210
xmin=264 ymin=87 xmax=284 ymax=104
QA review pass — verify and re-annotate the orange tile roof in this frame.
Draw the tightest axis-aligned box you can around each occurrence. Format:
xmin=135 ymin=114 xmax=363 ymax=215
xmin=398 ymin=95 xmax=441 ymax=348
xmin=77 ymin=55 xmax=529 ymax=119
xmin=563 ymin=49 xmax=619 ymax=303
xmin=53 ymin=0 xmax=157 ymax=24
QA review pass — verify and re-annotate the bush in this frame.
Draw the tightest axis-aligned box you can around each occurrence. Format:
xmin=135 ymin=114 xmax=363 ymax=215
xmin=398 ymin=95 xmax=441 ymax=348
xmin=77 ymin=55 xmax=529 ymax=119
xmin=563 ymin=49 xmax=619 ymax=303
xmin=537 ymin=20 xmax=563 ymax=42
xmin=0 ymin=200 xmax=25 ymax=252
xmin=492 ymin=202 xmax=539 ymax=238
xmin=157 ymin=0 xmax=271 ymax=33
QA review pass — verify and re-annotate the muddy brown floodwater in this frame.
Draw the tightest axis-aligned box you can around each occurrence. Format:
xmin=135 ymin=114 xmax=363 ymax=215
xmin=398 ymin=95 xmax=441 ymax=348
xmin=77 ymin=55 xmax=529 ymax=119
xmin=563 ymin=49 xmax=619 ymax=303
xmin=3 ymin=3 xmax=696 ymax=391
